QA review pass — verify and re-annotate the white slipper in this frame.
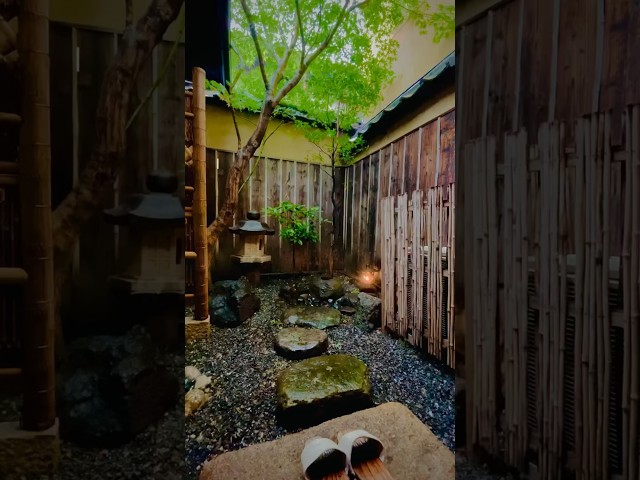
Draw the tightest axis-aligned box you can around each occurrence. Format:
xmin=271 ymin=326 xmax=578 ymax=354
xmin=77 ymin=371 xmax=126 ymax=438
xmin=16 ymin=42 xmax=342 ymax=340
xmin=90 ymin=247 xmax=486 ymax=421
xmin=337 ymin=430 xmax=393 ymax=480
xmin=301 ymin=436 xmax=348 ymax=480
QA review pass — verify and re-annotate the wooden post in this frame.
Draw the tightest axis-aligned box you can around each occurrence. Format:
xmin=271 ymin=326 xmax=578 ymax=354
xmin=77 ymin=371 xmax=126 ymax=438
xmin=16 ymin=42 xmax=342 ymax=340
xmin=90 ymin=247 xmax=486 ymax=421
xmin=192 ymin=67 xmax=208 ymax=321
xmin=18 ymin=0 xmax=56 ymax=430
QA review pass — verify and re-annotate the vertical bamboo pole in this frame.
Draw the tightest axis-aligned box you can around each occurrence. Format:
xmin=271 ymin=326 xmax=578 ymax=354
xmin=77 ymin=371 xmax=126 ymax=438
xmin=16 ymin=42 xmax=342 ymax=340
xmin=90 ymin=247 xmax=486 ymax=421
xmin=518 ymin=129 xmax=529 ymax=464
xmin=601 ymin=112 xmax=611 ymax=477
xmin=575 ymin=118 xmax=586 ymax=478
xmin=450 ymin=183 xmax=456 ymax=368
xmin=192 ymin=67 xmax=208 ymax=321
xmin=629 ymin=105 xmax=639 ymax=480
xmin=18 ymin=0 xmax=56 ymax=430
xmin=623 ymin=109 xmax=632 ymax=480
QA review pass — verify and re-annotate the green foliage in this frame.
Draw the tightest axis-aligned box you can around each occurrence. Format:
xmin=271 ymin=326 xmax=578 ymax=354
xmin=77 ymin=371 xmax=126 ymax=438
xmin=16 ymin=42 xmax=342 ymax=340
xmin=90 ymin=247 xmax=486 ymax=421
xmin=206 ymin=0 xmax=454 ymax=127
xmin=266 ymin=201 xmax=328 ymax=246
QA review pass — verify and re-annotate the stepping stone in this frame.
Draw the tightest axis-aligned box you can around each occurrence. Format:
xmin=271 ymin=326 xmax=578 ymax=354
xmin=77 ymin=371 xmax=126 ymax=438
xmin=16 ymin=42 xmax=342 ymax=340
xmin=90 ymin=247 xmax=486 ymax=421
xmin=339 ymin=306 xmax=357 ymax=316
xmin=282 ymin=305 xmax=341 ymax=329
xmin=274 ymin=328 xmax=328 ymax=360
xmin=276 ymin=354 xmax=372 ymax=428
xmin=199 ymin=402 xmax=454 ymax=480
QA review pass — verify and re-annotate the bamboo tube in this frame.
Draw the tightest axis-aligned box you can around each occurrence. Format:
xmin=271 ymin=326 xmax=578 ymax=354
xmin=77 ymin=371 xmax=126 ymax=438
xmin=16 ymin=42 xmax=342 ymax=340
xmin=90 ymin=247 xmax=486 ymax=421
xmin=622 ymin=108 xmax=632 ymax=480
xmin=594 ymin=113 xmax=604 ymax=480
xmin=601 ymin=112 xmax=611 ymax=476
xmin=18 ymin=0 xmax=56 ymax=431
xmin=450 ymin=183 xmax=456 ymax=368
xmin=574 ymin=118 xmax=586 ymax=477
xmin=518 ymin=129 xmax=529 ymax=464
xmin=538 ymin=123 xmax=550 ymax=476
xmin=487 ymin=137 xmax=498 ymax=454
xmin=0 ymin=112 xmax=21 ymax=124
xmin=628 ymin=105 xmax=639 ymax=480
xmin=503 ymin=134 xmax=514 ymax=463
xmin=557 ymin=121 xmax=568 ymax=477
xmin=0 ymin=267 xmax=28 ymax=284
xmin=192 ymin=67 xmax=208 ymax=321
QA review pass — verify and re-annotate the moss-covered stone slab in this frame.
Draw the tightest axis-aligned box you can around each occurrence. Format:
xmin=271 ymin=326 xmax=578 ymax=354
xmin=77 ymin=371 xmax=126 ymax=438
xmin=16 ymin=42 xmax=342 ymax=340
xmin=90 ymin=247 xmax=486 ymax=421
xmin=199 ymin=402 xmax=454 ymax=480
xmin=276 ymin=354 xmax=372 ymax=428
xmin=281 ymin=305 xmax=341 ymax=330
xmin=274 ymin=328 xmax=328 ymax=360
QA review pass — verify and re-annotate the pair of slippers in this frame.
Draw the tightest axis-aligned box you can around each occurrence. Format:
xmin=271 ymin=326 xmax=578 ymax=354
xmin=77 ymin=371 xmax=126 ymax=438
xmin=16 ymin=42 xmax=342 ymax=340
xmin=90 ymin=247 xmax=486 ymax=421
xmin=301 ymin=430 xmax=394 ymax=480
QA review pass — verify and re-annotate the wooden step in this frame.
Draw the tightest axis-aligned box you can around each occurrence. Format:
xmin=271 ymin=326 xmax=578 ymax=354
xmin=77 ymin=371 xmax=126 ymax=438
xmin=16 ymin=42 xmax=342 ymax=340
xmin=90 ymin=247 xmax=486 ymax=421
xmin=185 ymin=251 xmax=197 ymax=259
xmin=0 ymin=267 xmax=28 ymax=285
xmin=0 ymin=174 xmax=17 ymax=186
xmin=185 ymin=293 xmax=195 ymax=300
xmin=0 ymin=161 xmax=17 ymax=174
xmin=0 ymin=112 xmax=21 ymax=125
xmin=185 ymin=185 xmax=195 ymax=192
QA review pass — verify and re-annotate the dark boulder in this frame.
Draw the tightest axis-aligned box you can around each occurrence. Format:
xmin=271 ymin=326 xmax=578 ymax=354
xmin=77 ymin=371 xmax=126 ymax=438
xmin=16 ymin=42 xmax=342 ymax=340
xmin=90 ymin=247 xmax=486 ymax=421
xmin=57 ymin=326 xmax=179 ymax=446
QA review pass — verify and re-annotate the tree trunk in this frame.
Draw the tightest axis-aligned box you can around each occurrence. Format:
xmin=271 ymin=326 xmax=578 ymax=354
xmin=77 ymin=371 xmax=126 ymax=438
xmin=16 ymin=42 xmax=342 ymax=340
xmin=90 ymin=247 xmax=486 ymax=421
xmin=207 ymin=100 xmax=275 ymax=265
xmin=48 ymin=0 xmax=183 ymax=351
xmin=51 ymin=0 xmax=184 ymax=304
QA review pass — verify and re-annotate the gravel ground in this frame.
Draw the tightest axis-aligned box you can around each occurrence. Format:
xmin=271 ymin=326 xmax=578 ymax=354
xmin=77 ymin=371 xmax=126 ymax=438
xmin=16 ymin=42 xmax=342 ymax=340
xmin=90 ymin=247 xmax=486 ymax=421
xmin=185 ymin=277 xmax=456 ymax=479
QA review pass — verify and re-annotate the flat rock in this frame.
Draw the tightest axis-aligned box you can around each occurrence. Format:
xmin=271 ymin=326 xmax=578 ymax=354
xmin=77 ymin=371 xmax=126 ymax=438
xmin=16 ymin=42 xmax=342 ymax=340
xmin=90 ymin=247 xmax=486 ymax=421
xmin=276 ymin=354 xmax=372 ymax=428
xmin=310 ymin=275 xmax=346 ymax=300
xmin=282 ymin=305 xmax=341 ymax=330
xmin=274 ymin=328 xmax=328 ymax=360
xmin=199 ymin=402 xmax=454 ymax=480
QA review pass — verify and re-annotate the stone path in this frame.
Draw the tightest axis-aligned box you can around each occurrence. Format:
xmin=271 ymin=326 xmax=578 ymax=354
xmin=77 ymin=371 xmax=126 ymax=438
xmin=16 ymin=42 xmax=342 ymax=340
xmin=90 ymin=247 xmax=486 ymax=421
xmin=276 ymin=354 xmax=372 ymax=428
xmin=274 ymin=327 xmax=328 ymax=360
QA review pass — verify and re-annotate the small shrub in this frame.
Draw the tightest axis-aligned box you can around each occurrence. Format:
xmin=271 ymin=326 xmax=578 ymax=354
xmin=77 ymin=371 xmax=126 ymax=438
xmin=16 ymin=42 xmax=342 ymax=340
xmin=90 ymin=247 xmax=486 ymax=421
xmin=266 ymin=201 xmax=329 ymax=269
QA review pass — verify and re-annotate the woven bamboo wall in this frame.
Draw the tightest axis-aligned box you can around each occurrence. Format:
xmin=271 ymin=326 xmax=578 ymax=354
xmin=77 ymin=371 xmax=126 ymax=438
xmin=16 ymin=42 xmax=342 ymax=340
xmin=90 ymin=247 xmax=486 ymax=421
xmin=463 ymin=110 xmax=637 ymax=478
xmin=457 ymin=0 xmax=640 ymax=478
xmin=381 ymin=186 xmax=455 ymax=368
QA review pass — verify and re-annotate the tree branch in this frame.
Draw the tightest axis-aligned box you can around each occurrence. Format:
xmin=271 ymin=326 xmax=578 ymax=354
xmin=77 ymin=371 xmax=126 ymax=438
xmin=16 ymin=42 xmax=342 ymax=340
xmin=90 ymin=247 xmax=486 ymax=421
xmin=229 ymin=94 xmax=242 ymax=151
xmin=274 ymin=0 xmax=352 ymax=105
xmin=271 ymin=26 xmax=299 ymax=92
xmin=295 ymin=0 xmax=306 ymax=64
xmin=239 ymin=0 xmax=270 ymax=91
xmin=238 ymin=119 xmax=284 ymax=193
xmin=125 ymin=0 xmax=133 ymax=26
xmin=52 ymin=0 xmax=184 ymax=275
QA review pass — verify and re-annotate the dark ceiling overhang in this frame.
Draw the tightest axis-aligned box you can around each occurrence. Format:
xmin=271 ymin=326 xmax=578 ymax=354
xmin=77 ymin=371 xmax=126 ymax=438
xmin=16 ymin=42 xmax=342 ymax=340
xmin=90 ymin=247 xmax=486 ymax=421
xmin=350 ymin=51 xmax=455 ymax=141
xmin=185 ymin=0 xmax=230 ymax=84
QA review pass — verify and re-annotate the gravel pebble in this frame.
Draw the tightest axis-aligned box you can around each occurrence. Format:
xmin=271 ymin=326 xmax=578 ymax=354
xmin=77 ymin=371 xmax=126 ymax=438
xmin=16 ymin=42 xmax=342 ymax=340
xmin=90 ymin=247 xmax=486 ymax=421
xmin=185 ymin=277 xmax=456 ymax=479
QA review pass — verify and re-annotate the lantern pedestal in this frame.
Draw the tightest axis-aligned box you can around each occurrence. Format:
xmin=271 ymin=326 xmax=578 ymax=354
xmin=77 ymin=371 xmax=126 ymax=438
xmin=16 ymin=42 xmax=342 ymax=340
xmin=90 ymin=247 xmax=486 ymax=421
xmin=228 ymin=211 xmax=275 ymax=286
xmin=103 ymin=171 xmax=184 ymax=349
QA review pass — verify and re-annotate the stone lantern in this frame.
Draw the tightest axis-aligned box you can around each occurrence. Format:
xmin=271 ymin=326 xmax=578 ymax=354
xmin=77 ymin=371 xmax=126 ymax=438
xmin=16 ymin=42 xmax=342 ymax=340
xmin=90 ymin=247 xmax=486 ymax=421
xmin=229 ymin=211 xmax=274 ymax=284
xmin=103 ymin=171 xmax=184 ymax=346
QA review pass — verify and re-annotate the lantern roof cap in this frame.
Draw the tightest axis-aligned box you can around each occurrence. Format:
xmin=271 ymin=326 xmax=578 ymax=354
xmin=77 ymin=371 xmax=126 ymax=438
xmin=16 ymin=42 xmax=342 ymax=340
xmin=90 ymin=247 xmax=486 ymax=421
xmin=229 ymin=211 xmax=275 ymax=235
xmin=104 ymin=171 xmax=184 ymax=226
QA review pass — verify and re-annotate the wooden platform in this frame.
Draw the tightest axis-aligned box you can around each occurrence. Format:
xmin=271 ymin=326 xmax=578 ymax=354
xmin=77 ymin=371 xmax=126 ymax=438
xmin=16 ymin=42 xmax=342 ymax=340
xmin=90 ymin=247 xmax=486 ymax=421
xmin=199 ymin=402 xmax=454 ymax=480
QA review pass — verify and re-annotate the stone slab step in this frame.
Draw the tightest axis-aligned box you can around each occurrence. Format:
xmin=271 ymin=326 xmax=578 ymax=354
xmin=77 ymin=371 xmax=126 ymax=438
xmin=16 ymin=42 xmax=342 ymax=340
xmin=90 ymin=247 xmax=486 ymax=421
xmin=199 ymin=402 xmax=454 ymax=480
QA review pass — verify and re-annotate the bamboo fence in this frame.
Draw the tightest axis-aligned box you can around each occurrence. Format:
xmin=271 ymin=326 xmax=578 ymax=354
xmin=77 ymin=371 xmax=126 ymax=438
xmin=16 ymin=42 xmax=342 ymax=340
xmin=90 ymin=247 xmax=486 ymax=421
xmin=380 ymin=185 xmax=455 ymax=368
xmin=184 ymin=67 xmax=208 ymax=320
xmin=464 ymin=107 xmax=639 ymax=479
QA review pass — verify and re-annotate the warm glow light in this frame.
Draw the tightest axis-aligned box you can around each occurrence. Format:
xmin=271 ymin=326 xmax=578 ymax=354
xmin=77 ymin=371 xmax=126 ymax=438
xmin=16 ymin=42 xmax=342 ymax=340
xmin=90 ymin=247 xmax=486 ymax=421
xmin=361 ymin=272 xmax=373 ymax=284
